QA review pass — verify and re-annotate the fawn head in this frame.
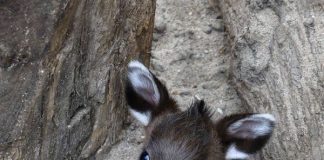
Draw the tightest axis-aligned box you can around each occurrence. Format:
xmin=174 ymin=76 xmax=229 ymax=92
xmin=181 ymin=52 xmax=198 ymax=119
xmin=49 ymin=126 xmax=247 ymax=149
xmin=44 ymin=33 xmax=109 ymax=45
xmin=125 ymin=61 xmax=275 ymax=160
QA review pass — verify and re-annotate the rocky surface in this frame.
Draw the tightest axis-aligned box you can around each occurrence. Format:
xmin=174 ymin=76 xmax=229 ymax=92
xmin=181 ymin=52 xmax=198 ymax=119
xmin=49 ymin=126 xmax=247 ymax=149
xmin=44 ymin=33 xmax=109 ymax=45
xmin=218 ymin=0 xmax=324 ymax=159
xmin=0 ymin=0 xmax=155 ymax=159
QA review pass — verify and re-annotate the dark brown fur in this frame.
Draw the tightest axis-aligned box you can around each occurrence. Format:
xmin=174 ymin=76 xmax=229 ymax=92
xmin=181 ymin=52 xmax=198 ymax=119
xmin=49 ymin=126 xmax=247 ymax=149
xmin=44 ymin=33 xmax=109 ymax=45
xmin=143 ymin=101 xmax=225 ymax=160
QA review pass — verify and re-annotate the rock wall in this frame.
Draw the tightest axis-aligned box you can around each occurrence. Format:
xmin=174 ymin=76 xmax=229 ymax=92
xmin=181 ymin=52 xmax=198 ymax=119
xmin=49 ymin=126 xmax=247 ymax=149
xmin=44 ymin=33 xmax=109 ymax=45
xmin=0 ymin=0 xmax=155 ymax=159
xmin=217 ymin=0 xmax=324 ymax=159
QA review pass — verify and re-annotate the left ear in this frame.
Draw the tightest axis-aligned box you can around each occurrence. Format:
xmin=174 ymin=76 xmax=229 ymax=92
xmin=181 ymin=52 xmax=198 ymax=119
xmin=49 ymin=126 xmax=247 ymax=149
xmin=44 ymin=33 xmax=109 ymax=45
xmin=216 ymin=113 xmax=275 ymax=159
xmin=125 ymin=60 xmax=177 ymax=126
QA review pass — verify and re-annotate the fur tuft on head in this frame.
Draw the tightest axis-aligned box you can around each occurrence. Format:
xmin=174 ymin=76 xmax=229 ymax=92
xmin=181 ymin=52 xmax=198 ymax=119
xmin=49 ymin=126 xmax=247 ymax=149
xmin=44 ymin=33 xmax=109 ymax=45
xmin=187 ymin=96 xmax=213 ymax=118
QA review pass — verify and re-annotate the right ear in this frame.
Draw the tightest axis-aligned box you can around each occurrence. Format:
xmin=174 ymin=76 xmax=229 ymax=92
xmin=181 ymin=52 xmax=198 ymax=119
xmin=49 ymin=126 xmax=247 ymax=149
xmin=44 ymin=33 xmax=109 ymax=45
xmin=216 ymin=113 xmax=275 ymax=160
xmin=125 ymin=60 xmax=176 ymax=126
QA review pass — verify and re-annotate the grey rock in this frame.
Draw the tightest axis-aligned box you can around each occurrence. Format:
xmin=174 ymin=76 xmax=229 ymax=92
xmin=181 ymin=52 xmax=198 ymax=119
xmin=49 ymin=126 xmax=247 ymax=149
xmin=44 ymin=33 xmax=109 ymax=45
xmin=179 ymin=90 xmax=191 ymax=96
xmin=152 ymin=62 xmax=165 ymax=72
xmin=203 ymin=25 xmax=213 ymax=34
xmin=154 ymin=22 xmax=167 ymax=33
xmin=209 ymin=21 xmax=224 ymax=32
xmin=153 ymin=33 xmax=160 ymax=41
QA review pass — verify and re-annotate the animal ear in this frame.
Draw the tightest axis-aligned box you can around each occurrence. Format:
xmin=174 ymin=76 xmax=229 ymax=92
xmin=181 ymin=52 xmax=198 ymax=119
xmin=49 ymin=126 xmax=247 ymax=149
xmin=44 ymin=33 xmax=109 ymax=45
xmin=125 ymin=60 xmax=175 ymax=125
xmin=216 ymin=113 xmax=275 ymax=160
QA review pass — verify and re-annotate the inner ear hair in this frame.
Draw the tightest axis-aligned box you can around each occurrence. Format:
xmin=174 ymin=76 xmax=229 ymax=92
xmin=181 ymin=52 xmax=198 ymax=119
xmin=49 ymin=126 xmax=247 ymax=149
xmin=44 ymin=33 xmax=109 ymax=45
xmin=127 ymin=61 xmax=161 ymax=106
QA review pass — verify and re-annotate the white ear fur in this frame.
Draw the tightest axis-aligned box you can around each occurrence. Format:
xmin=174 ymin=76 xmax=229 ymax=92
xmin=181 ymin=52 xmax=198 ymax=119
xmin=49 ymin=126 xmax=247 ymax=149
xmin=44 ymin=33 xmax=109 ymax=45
xmin=129 ymin=108 xmax=151 ymax=126
xmin=128 ymin=60 xmax=150 ymax=72
xmin=251 ymin=113 xmax=275 ymax=122
xmin=227 ymin=114 xmax=275 ymax=139
xmin=128 ymin=61 xmax=160 ymax=106
xmin=225 ymin=144 xmax=249 ymax=160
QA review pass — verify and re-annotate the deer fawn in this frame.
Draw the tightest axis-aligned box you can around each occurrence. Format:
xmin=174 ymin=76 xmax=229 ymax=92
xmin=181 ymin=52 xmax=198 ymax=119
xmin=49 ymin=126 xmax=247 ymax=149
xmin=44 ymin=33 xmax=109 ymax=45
xmin=125 ymin=61 xmax=275 ymax=160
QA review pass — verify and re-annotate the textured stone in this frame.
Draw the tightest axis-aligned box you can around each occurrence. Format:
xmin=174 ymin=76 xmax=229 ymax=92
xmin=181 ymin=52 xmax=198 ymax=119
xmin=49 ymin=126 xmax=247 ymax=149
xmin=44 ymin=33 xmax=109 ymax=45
xmin=218 ymin=0 xmax=324 ymax=159
xmin=0 ymin=0 xmax=155 ymax=159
